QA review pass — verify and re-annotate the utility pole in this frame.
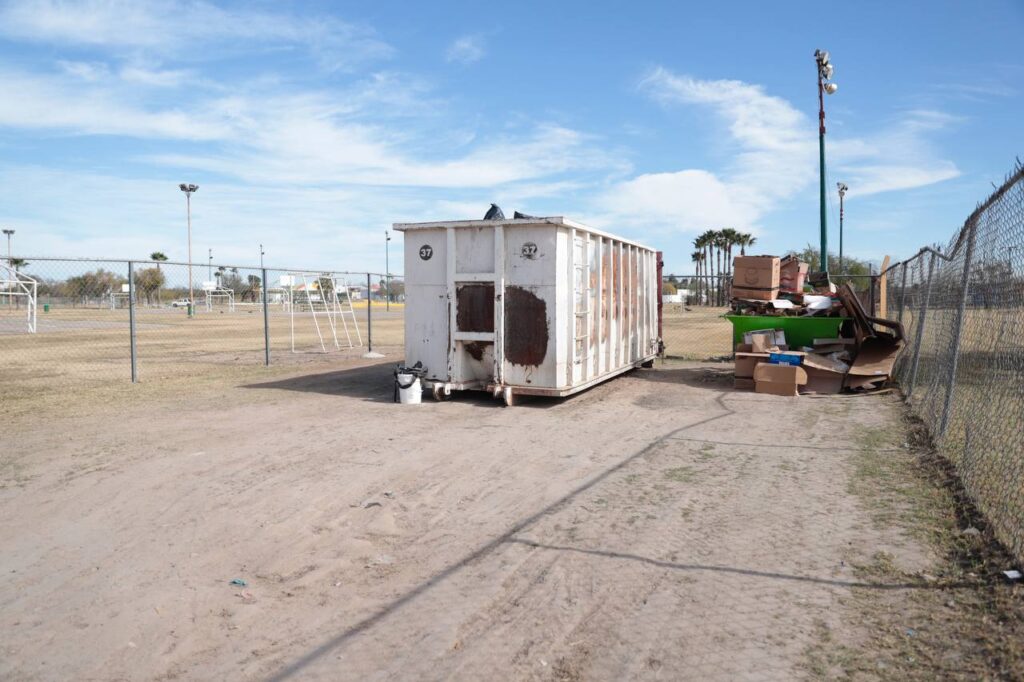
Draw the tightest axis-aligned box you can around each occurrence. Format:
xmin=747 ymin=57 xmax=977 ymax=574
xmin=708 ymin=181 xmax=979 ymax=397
xmin=815 ymin=49 xmax=838 ymax=275
xmin=837 ymin=182 xmax=848 ymax=275
xmin=385 ymin=230 xmax=391 ymax=311
xmin=179 ymin=184 xmax=199 ymax=317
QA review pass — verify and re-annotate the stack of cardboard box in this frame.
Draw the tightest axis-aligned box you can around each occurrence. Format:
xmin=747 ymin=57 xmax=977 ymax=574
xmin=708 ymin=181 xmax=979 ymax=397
xmin=734 ymin=329 xmax=852 ymax=396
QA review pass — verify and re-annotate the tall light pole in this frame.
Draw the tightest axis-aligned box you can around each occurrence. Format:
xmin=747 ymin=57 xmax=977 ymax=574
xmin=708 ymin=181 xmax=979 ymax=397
xmin=2 ymin=229 xmax=13 ymax=266
xmin=2 ymin=229 xmax=12 ymax=311
xmin=815 ymin=49 xmax=838 ymax=275
xmin=259 ymin=244 xmax=265 ymax=269
xmin=837 ymin=182 xmax=848 ymax=275
xmin=385 ymin=230 xmax=391 ymax=311
xmin=179 ymin=183 xmax=199 ymax=316
xmin=208 ymin=248 xmax=213 ymax=280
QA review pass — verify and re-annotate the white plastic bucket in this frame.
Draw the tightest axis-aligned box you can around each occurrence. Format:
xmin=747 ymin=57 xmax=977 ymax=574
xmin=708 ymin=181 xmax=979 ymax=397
xmin=396 ymin=372 xmax=422 ymax=404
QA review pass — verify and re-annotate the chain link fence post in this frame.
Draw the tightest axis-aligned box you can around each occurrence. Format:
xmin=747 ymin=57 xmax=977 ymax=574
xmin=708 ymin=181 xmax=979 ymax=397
xmin=366 ymin=272 xmax=373 ymax=353
xmin=906 ymin=250 xmax=936 ymax=398
xmin=127 ymin=260 xmax=138 ymax=383
xmin=262 ymin=267 xmax=270 ymax=367
xmin=897 ymin=260 xmax=909 ymax=325
xmin=938 ymin=218 xmax=979 ymax=437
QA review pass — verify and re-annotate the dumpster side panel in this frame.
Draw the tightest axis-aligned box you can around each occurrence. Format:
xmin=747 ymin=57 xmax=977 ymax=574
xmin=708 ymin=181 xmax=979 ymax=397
xmin=502 ymin=225 xmax=559 ymax=388
xmin=404 ymin=228 xmax=449 ymax=382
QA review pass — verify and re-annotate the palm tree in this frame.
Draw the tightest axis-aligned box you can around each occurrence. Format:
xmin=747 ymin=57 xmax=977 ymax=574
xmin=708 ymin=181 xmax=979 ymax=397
xmin=737 ymin=233 xmax=757 ymax=256
xmin=719 ymin=228 xmax=737 ymax=274
xmin=150 ymin=252 xmax=168 ymax=303
xmin=9 ymin=257 xmax=27 ymax=271
xmin=690 ymin=250 xmax=703 ymax=305
xmin=697 ymin=230 xmax=716 ymax=306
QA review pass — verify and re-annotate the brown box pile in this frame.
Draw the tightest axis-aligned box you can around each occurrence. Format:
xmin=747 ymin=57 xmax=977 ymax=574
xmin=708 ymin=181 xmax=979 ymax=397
xmin=729 ymin=268 xmax=908 ymax=396
xmin=732 ymin=256 xmax=780 ymax=301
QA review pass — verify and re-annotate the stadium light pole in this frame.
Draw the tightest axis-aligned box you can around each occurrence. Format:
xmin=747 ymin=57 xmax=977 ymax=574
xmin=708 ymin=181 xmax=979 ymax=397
xmin=260 ymin=243 xmax=264 ymax=269
xmin=815 ymin=49 xmax=838 ymax=275
xmin=179 ymin=183 xmax=199 ymax=317
xmin=837 ymin=182 xmax=848 ymax=275
xmin=2 ymin=229 xmax=12 ymax=311
xmin=385 ymin=230 xmax=391 ymax=311
xmin=2 ymin=228 xmax=12 ymax=266
xmin=208 ymin=248 xmax=213 ymax=280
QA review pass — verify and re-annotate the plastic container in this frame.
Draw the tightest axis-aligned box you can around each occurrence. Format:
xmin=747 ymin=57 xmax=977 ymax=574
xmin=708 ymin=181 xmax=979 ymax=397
xmin=395 ymin=365 xmax=425 ymax=404
xmin=725 ymin=315 xmax=849 ymax=349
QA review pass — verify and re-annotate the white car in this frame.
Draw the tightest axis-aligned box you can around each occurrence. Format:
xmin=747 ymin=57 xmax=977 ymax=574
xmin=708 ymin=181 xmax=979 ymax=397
xmin=170 ymin=298 xmax=192 ymax=308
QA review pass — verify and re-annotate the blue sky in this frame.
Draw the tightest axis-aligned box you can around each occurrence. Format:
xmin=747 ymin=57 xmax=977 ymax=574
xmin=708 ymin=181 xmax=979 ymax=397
xmin=0 ymin=0 xmax=1021 ymax=274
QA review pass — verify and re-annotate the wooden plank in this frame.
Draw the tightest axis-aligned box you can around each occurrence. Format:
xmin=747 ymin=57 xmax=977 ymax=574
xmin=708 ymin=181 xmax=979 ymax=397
xmin=878 ymin=255 xmax=891 ymax=319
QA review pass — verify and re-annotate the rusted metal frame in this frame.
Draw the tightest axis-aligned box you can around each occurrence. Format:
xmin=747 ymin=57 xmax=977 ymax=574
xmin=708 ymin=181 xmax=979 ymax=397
xmin=566 ymin=227 xmax=576 ymax=387
xmin=618 ymin=240 xmax=625 ymax=367
xmin=596 ymin=236 xmax=604 ymax=377
xmin=907 ymin=250 xmax=936 ymax=398
xmin=939 ymin=214 xmax=979 ymax=438
xmin=606 ymin=239 xmax=614 ymax=374
xmin=446 ymin=226 xmax=457 ymax=383
xmin=626 ymin=244 xmax=632 ymax=363
xmin=493 ymin=223 xmax=505 ymax=387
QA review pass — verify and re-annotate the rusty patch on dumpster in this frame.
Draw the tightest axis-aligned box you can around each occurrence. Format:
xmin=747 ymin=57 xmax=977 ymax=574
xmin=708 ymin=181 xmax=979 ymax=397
xmin=464 ymin=341 xmax=489 ymax=362
xmin=505 ymin=286 xmax=548 ymax=366
xmin=456 ymin=283 xmax=494 ymax=333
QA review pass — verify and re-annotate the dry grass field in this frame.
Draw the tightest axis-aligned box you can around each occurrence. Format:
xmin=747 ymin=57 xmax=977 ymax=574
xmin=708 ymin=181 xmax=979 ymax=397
xmin=0 ymin=302 xmax=405 ymax=416
xmin=659 ymin=305 xmax=733 ymax=359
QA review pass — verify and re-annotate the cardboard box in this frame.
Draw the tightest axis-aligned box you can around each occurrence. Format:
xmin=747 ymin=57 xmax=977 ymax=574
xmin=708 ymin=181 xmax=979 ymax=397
xmin=780 ymin=257 xmax=809 ymax=293
xmin=745 ymin=327 xmax=782 ymax=346
xmin=734 ymin=377 xmax=755 ymax=390
xmin=735 ymin=352 xmax=770 ymax=378
xmin=733 ymin=256 xmax=781 ymax=301
xmin=845 ymin=339 xmax=902 ymax=390
xmin=753 ymin=363 xmax=808 ymax=397
xmin=801 ymin=354 xmax=847 ymax=394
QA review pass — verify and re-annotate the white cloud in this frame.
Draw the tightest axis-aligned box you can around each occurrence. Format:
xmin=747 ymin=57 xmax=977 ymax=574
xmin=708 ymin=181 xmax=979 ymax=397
xmin=592 ymin=67 xmax=960 ymax=236
xmin=445 ymin=35 xmax=485 ymax=64
xmin=0 ymin=0 xmax=393 ymax=69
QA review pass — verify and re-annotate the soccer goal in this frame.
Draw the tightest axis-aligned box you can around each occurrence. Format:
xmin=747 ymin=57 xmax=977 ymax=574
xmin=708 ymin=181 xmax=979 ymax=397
xmin=202 ymin=281 xmax=236 ymax=312
xmin=0 ymin=262 xmax=38 ymax=333
xmin=109 ymin=283 xmax=131 ymax=310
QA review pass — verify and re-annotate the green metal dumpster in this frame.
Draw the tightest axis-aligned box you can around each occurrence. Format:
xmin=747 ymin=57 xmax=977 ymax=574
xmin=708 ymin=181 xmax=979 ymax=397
xmin=725 ymin=315 xmax=850 ymax=349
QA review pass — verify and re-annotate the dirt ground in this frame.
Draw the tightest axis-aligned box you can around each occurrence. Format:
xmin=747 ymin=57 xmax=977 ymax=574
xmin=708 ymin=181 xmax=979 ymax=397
xmin=0 ymin=358 xmax=1017 ymax=680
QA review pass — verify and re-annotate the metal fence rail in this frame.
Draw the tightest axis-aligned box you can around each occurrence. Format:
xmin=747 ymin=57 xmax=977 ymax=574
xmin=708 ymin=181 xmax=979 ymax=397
xmin=885 ymin=160 xmax=1024 ymax=565
xmin=0 ymin=256 xmax=404 ymax=388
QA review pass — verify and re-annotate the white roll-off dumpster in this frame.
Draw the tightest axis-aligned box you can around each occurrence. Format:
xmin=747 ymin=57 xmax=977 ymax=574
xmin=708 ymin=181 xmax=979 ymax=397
xmin=394 ymin=216 xmax=660 ymax=405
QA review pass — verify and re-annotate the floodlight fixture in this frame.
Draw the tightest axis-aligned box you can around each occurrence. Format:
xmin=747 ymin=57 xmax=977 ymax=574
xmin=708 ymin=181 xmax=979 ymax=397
xmin=814 ymin=49 xmax=830 ymax=66
xmin=824 ymin=82 xmax=838 ymax=94
xmin=837 ymin=182 xmax=848 ymax=196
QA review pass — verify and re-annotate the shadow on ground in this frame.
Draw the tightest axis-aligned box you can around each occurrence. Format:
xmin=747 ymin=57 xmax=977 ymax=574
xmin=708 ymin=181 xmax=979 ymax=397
xmin=242 ymin=362 xmax=563 ymax=409
xmin=637 ymin=364 xmax=735 ymax=389
xmin=241 ymin=361 xmax=659 ymax=409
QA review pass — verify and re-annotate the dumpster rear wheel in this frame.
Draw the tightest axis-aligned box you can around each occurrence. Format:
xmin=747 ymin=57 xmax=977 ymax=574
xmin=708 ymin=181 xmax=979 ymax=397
xmin=431 ymin=385 xmax=450 ymax=402
xmin=501 ymin=386 xmax=515 ymax=407
xmin=641 ymin=359 xmax=655 ymax=368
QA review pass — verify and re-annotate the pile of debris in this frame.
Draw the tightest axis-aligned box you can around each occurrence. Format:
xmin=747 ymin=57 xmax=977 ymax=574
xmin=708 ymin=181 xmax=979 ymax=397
xmin=731 ymin=255 xmax=842 ymax=317
xmin=730 ymin=255 xmax=906 ymax=396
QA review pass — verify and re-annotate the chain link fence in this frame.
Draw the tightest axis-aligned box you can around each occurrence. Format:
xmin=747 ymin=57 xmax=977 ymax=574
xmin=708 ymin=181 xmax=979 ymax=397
xmin=0 ymin=256 xmax=404 ymax=391
xmin=885 ymin=161 xmax=1024 ymax=565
